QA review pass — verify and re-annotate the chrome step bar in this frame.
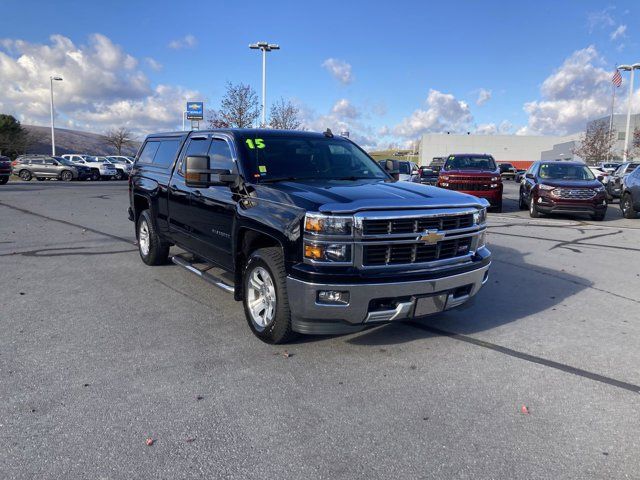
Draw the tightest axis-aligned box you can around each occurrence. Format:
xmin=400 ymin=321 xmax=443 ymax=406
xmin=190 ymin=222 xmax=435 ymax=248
xmin=171 ymin=255 xmax=235 ymax=294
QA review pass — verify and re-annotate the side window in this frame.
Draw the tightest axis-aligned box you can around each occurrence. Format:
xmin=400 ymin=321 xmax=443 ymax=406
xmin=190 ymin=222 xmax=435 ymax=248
xmin=179 ymin=137 xmax=211 ymax=174
xmin=31 ymin=159 xmax=43 ymax=165
xmin=138 ymin=141 xmax=160 ymax=164
xmin=209 ymin=139 xmax=234 ymax=171
xmin=153 ymin=140 xmax=181 ymax=167
xmin=45 ymin=158 xmax=56 ymax=165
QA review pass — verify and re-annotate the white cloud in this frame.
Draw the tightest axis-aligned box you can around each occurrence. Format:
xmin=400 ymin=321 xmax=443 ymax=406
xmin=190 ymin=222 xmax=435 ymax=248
xmin=144 ymin=57 xmax=163 ymax=71
xmin=474 ymin=120 xmax=513 ymax=135
xmin=0 ymin=34 xmax=200 ymax=134
xmin=610 ymin=24 xmax=627 ymax=40
xmin=476 ymin=88 xmax=492 ymax=106
xmin=168 ymin=34 xmax=197 ymax=50
xmin=392 ymin=89 xmax=473 ymax=139
xmin=519 ymin=46 xmax=612 ymax=135
xmin=321 ymin=58 xmax=353 ymax=85
xmin=587 ymin=8 xmax=615 ymax=32
xmin=331 ymin=98 xmax=359 ymax=119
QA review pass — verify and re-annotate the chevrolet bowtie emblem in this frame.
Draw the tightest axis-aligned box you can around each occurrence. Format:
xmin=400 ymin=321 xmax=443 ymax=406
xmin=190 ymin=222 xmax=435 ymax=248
xmin=419 ymin=230 xmax=445 ymax=244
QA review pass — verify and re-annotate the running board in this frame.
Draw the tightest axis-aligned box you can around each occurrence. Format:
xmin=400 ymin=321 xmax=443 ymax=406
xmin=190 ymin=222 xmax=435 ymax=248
xmin=171 ymin=255 xmax=235 ymax=294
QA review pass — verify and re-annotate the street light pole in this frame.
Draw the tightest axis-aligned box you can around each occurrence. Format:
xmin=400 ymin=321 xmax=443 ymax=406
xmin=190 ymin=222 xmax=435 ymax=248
xmin=49 ymin=76 xmax=63 ymax=156
xmin=618 ymin=63 xmax=640 ymax=161
xmin=249 ymin=41 xmax=280 ymax=127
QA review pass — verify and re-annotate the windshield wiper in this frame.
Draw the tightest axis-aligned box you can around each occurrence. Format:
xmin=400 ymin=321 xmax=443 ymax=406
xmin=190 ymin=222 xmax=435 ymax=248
xmin=258 ymin=176 xmax=300 ymax=183
xmin=333 ymin=176 xmax=374 ymax=181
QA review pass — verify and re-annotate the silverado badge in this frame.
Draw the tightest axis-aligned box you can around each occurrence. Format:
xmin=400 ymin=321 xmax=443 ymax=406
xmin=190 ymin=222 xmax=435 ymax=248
xmin=419 ymin=229 xmax=445 ymax=244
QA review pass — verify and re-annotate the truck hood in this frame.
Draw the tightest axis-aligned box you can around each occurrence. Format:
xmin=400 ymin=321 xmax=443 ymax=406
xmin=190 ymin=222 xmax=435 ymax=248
xmin=540 ymin=179 xmax=602 ymax=189
xmin=440 ymin=169 xmax=499 ymax=177
xmin=257 ymin=179 xmax=486 ymax=213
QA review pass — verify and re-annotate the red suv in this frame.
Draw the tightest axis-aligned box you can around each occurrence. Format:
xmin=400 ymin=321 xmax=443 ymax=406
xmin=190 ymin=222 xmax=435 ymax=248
xmin=519 ymin=161 xmax=607 ymax=220
xmin=437 ymin=154 xmax=503 ymax=211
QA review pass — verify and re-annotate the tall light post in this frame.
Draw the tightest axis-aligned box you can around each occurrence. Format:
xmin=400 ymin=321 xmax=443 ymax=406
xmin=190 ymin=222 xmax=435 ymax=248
xmin=249 ymin=41 xmax=280 ymax=127
xmin=618 ymin=63 xmax=640 ymax=161
xmin=49 ymin=76 xmax=63 ymax=156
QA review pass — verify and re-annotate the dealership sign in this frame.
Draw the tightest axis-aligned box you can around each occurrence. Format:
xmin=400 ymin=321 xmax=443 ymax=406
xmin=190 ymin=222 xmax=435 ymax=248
xmin=186 ymin=102 xmax=204 ymax=120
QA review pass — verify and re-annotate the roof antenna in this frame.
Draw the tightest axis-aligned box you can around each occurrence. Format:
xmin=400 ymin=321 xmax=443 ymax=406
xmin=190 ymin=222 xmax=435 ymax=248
xmin=324 ymin=128 xmax=333 ymax=138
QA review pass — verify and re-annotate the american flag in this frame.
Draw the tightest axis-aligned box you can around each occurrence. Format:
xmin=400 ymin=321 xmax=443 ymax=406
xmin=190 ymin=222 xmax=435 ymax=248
xmin=612 ymin=69 xmax=622 ymax=87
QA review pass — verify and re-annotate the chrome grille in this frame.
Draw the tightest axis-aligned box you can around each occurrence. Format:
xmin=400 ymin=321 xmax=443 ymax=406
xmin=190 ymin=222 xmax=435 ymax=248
xmin=363 ymin=237 xmax=473 ymax=266
xmin=362 ymin=214 xmax=474 ymax=235
xmin=553 ymin=188 xmax=596 ymax=199
xmin=447 ymin=183 xmax=493 ymax=191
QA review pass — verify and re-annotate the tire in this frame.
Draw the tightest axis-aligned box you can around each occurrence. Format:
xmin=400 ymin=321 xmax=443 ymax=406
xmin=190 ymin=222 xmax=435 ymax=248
xmin=60 ymin=170 xmax=73 ymax=182
xmin=90 ymin=170 xmax=100 ymax=181
xmin=529 ymin=195 xmax=540 ymax=218
xmin=0 ymin=176 xmax=8 ymax=185
xmin=621 ymin=193 xmax=637 ymax=219
xmin=243 ymin=247 xmax=295 ymax=344
xmin=591 ymin=211 xmax=606 ymax=221
xmin=19 ymin=169 xmax=32 ymax=181
xmin=114 ymin=170 xmax=123 ymax=180
xmin=136 ymin=210 xmax=170 ymax=266
xmin=493 ymin=201 xmax=502 ymax=213
xmin=518 ymin=188 xmax=527 ymax=210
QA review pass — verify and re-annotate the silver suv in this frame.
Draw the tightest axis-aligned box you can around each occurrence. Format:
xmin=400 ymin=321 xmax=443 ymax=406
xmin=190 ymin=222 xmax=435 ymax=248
xmin=13 ymin=155 xmax=78 ymax=181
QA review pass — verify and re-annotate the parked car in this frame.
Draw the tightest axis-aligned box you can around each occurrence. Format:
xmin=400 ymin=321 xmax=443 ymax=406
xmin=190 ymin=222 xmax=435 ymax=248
xmin=514 ymin=170 xmax=527 ymax=183
xmin=498 ymin=162 xmax=517 ymax=180
xmin=0 ymin=155 xmax=11 ymax=184
xmin=106 ymin=156 xmax=134 ymax=179
xmin=606 ymin=162 xmax=639 ymax=199
xmin=598 ymin=162 xmax=621 ymax=174
xmin=82 ymin=156 xmax=119 ymax=179
xmin=519 ymin=161 xmax=607 ymax=220
xmin=437 ymin=154 xmax=503 ymax=211
xmin=620 ymin=166 xmax=640 ymax=219
xmin=12 ymin=155 xmax=79 ymax=182
xmin=62 ymin=154 xmax=101 ymax=180
xmin=418 ymin=166 xmax=439 ymax=185
xmin=54 ymin=156 xmax=94 ymax=180
xmin=429 ymin=157 xmax=445 ymax=173
xmin=129 ymin=129 xmax=491 ymax=343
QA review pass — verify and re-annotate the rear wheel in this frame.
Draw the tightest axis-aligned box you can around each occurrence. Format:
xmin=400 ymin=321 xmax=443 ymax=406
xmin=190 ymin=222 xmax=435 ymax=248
xmin=19 ymin=169 xmax=32 ymax=181
xmin=621 ymin=193 xmax=637 ymax=219
xmin=243 ymin=247 xmax=295 ymax=344
xmin=137 ymin=210 xmax=170 ymax=266
xmin=518 ymin=188 xmax=527 ymax=210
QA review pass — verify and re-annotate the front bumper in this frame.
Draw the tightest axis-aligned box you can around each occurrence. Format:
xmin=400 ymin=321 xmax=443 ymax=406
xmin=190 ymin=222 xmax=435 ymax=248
xmin=286 ymin=256 xmax=490 ymax=335
xmin=536 ymin=195 xmax=607 ymax=215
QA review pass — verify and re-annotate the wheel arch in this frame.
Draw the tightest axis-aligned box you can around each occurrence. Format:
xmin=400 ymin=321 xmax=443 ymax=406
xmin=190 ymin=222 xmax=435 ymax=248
xmin=234 ymin=228 xmax=284 ymax=301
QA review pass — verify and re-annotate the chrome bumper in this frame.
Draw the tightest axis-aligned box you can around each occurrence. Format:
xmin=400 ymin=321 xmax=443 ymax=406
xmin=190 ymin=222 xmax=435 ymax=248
xmin=286 ymin=258 xmax=490 ymax=335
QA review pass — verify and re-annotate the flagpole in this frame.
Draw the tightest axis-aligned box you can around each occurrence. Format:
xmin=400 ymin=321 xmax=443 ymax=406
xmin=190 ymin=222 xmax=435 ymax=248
xmin=608 ymin=84 xmax=616 ymax=162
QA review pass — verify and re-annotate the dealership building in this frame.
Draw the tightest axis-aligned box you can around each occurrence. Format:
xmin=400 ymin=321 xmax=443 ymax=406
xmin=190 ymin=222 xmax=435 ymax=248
xmin=419 ymin=113 xmax=640 ymax=169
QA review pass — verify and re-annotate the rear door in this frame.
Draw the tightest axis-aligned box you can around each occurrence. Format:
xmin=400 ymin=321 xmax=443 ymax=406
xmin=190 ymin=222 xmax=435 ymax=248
xmin=29 ymin=159 xmax=46 ymax=176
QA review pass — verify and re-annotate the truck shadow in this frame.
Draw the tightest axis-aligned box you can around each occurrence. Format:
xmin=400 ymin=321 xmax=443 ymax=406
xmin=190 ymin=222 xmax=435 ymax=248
xmin=345 ymin=244 xmax=592 ymax=346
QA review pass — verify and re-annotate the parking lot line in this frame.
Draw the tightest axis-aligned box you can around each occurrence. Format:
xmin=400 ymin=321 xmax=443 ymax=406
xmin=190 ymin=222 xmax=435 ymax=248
xmin=405 ymin=321 xmax=640 ymax=395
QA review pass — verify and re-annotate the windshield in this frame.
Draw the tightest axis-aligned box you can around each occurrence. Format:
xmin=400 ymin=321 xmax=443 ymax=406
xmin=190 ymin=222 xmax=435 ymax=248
xmin=443 ymin=155 xmax=497 ymax=171
xmin=107 ymin=157 xmax=127 ymax=164
xmin=238 ymin=134 xmax=388 ymax=182
xmin=539 ymin=163 xmax=595 ymax=180
xmin=85 ymin=156 xmax=108 ymax=163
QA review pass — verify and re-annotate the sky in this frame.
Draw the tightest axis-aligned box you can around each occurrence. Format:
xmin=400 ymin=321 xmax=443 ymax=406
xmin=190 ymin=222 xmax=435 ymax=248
xmin=1 ymin=0 xmax=639 ymax=149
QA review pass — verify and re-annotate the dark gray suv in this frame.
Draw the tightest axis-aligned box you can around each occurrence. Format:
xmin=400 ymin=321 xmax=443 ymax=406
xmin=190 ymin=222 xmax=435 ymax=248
xmin=13 ymin=155 xmax=79 ymax=182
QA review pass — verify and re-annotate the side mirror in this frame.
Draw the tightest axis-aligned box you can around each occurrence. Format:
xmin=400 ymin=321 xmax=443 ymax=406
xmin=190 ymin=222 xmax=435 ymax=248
xmin=525 ymin=173 xmax=535 ymax=180
xmin=383 ymin=159 xmax=400 ymax=180
xmin=597 ymin=175 xmax=604 ymax=182
xmin=411 ymin=169 xmax=419 ymax=175
xmin=185 ymin=155 xmax=211 ymax=188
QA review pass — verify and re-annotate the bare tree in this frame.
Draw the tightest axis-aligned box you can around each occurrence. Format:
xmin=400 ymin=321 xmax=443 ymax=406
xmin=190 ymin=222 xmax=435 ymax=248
xmin=105 ymin=127 xmax=135 ymax=155
xmin=206 ymin=110 xmax=230 ymax=129
xmin=211 ymin=82 xmax=260 ymax=128
xmin=572 ymin=120 xmax=616 ymax=165
xmin=269 ymin=98 xmax=303 ymax=130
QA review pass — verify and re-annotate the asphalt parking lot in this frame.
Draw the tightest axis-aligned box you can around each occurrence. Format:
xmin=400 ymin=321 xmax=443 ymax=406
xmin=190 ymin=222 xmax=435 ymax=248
xmin=1 ymin=180 xmax=639 ymax=479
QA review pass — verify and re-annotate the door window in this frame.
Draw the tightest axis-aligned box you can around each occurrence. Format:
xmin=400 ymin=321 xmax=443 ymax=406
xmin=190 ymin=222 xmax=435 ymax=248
xmin=179 ymin=137 xmax=211 ymax=175
xmin=209 ymin=139 xmax=234 ymax=171
xmin=153 ymin=140 xmax=181 ymax=167
xmin=138 ymin=141 xmax=160 ymax=164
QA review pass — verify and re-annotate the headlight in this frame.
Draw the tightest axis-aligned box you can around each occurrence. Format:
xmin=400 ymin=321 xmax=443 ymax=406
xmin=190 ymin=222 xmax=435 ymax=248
xmin=304 ymin=241 xmax=351 ymax=263
xmin=490 ymin=177 xmax=499 ymax=182
xmin=440 ymin=175 xmax=450 ymax=181
xmin=595 ymin=185 xmax=605 ymax=192
xmin=538 ymin=184 xmax=555 ymax=191
xmin=304 ymin=213 xmax=352 ymax=236
xmin=473 ymin=207 xmax=487 ymax=225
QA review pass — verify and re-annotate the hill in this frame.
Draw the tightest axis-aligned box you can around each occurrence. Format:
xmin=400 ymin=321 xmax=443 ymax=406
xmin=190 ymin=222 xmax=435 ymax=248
xmin=23 ymin=125 xmax=140 ymax=156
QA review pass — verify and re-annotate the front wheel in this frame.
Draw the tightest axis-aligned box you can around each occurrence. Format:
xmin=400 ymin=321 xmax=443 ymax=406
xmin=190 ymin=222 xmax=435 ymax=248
xmin=518 ymin=189 xmax=527 ymax=210
xmin=529 ymin=195 xmax=540 ymax=218
xmin=137 ymin=210 xmax=170 ymax=266
xmin=0 ymin=176 xmax=8 ymax=185
xmin=591 ymin=211 xmax=606 ymax=221
xmin=60 ymin=170 xmax=73 ymax=182
xmin=114 ymin=171 xmax=123 ymax=180
xmin=243 ymin=247 xmax=295 ymax=344
xmin=621 ymin=194 xmax=637 ymax=219
xmin=90 ymin=170 xmax=100 ymax=181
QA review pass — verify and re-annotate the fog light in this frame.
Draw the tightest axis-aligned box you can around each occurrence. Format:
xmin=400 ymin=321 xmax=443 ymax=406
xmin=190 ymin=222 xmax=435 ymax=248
xmin=538 ymin=197 xmax=543 ymax=203
xmin=317 ymin=290 xmax=350 ymax=305
xmin=440 ymin=182 xmax=449 ymax=187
